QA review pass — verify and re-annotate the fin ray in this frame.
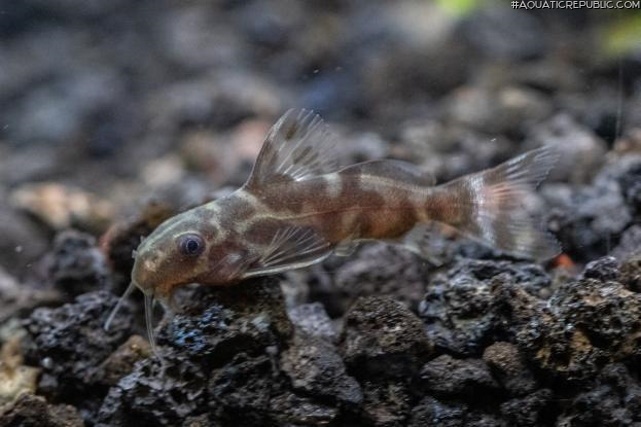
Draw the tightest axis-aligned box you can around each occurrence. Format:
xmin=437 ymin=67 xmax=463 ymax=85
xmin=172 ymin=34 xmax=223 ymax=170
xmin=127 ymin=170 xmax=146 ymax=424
xmin=245 ymin=109 xmax=339 ymax=191
xmin=243 ymin=225 xmax=332 ymax=277
xmin=434 ymin=146 xmax=560 ymax=260
xmin=335 ymin=240 xmax=360 ymax=257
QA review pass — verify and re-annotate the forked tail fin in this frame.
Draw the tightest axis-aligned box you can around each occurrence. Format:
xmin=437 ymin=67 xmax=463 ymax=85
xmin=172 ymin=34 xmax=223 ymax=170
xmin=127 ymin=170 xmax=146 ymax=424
xmin=433 ymin=146 xmax=561 ymax=260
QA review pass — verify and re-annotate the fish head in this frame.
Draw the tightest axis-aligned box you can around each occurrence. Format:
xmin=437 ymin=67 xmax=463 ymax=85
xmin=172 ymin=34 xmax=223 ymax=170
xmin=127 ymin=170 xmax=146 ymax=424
xmin=131 ymin=205 xmax=247 ymax=306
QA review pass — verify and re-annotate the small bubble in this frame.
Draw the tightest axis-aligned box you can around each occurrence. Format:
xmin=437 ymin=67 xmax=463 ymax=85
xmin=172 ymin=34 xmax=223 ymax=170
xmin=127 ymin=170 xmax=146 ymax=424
xmin=14 ymin=245 xmax=23 ymax=253
xmin=42 ymin=357 xmax=53 ymax=369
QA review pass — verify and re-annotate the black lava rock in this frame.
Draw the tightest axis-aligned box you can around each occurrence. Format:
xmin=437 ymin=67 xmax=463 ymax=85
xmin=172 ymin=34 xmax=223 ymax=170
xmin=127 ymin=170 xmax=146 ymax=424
xmin=341 ymin=296 xmax=433 ymax=380
xmin=46 ymin=230 xmax=111 ymax=296
xmin=281 ymin=332 xmax=362 ymax=408
xmin=419 ymin=259 xmax=551 ymax=357
xmin=287 ymin=302 xmax=338 ymax=343
xmin=620 ymin=250 xmax=641 ymax=292
xmin=415 ymin=354 xmax=499 ymax=399
xmin=580 ymin=256 xmax=620 ymax=282
xmin=482 ymin=341 xmax=537 ymax=397
xmin=559 ymin=363 xmax=641 ymax=425
xmin=359 ymin=379 xmax=413 ymax=427
xmin=499 ymin=388 xmax=555 ymax=427
xmin=159 ymin=278 xmax=292 ymax=365
xmin=98 ymin=349 xmax=210 ymax=426
xmin=512 ymin=265 xmax=641 ymax=383
xmin=24 ymin=291 xmax=134 ymax=422
xmin=612 ymin=224 xmax=641 ymax=264
xmin=408 ymin=396 xmax=502 ymax=427
xmin=318 ymin=244 xmax=431 ymax=317
xmin=97 ymin=278 xmax=369 ymax=426
xmin=208 ymin=354 xmax=280 ymax=425
xmin=0 ymin=393 xmax=84 ymax=427
xmin=545 ymin=156 xmax=641 ymax=263
xmin=616 ymin=159 xmax=641 ymax=215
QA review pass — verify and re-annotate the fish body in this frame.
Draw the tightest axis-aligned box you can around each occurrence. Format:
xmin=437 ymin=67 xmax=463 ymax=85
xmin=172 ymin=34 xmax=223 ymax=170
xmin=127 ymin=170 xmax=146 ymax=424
xmin=106 ymin=109 xmax=560 ymax=353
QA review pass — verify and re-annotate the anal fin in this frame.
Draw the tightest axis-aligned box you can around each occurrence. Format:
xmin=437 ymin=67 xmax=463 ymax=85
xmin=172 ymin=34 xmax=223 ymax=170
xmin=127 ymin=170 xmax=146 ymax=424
xmin=335 ymin=240 xmax=360 ymax=257
xmin=395 ymin=223 xmax=448 ymax=266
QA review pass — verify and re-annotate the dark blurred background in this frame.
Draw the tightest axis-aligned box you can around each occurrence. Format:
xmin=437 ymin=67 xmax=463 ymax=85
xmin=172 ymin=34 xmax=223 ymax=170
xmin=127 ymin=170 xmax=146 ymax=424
xmin=1 ymin=0 xmax=640 ymax=275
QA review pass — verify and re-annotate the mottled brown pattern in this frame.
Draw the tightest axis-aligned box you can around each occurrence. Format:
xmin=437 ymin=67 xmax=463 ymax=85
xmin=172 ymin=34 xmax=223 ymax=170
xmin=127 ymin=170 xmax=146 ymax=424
xmin=114 ymin=110 xmax=560 ymax=365
xmin=245 ymin=171 xmax=419 ymax=244
xmin=304 ymin=173 xmax=416 ymax=241
xmin=243 ymin=218 xmax=284 ymax=245
xmin=217 ymin=192 xmax=259 ymax=227
xmin=191 ymin=204 xmax=215 ymax=222
xmin=427 ymin=185 xmax=464 ymax=227
xmin=258 ymin=177 xmax=328 ymax=214
xmin=126 ymin=110 xmax=558 ymax=322
xmin=284 ymin=121 xmax=298 ymax=140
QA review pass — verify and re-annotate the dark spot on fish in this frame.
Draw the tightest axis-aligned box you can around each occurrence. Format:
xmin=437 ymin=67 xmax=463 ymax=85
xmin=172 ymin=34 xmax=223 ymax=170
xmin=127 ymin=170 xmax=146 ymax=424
xmin=398 ymin=196 xmax=417 ymax=225
xmin=291 ymin=146 xmax=321 ymax=170
xmin=285 ymin=122 xmax=298 ymax=140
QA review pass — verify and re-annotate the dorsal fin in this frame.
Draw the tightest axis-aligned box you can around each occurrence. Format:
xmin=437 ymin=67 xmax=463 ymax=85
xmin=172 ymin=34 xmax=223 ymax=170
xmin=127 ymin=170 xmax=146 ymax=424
xmin=244 ymin=109 xmax=339 ymax=191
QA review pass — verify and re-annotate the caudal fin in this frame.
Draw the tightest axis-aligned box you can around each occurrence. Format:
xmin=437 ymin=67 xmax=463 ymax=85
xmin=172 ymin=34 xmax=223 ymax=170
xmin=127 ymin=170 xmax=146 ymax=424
xmin=434 ymin=146 xmax=561 ymax=260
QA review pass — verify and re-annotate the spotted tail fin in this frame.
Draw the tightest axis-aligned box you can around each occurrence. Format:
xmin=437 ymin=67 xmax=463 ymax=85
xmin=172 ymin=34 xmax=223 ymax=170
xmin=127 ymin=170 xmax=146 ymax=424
xmin=433 ymin=146 xmax=561 ymax=260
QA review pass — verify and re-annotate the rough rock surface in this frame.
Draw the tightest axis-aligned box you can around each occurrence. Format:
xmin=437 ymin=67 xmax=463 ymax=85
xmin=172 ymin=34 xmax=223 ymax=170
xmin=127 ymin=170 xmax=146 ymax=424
xmin=0 ymin=393 xmax=84 ymax=427
xmin=545 ymin=156 xmax=641 ymax=263
xmin=341 ymin=296 xmax=433 ymax=380
xmin=45 ymin=230 xmax=112 ymax=296
xmin=515 ymin=272 xmax=641 ymax=382
xmin=419 ymin=259 xmax=551 ymax=357
xmin=1 ymin=3 xmax=641 ymax=426
xmin=23 ymin=291 xmax=134 ymax=419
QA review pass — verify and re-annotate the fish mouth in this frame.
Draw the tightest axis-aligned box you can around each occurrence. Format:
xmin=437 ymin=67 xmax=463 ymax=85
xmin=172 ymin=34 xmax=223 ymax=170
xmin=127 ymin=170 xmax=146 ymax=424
xmin=130 ymin=253 xmax=162 ymax=294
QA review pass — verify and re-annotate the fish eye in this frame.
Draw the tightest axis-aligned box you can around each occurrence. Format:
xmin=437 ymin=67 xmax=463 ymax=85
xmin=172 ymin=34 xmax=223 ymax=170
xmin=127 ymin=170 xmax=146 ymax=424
xmin=177 ymin=233 xmax=205 ymax=257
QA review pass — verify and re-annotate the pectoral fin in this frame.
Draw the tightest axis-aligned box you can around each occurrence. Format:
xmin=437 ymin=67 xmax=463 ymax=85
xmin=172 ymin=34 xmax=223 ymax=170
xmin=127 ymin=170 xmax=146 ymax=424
xmin=243 ymin=225 xmax=332 ymax=278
